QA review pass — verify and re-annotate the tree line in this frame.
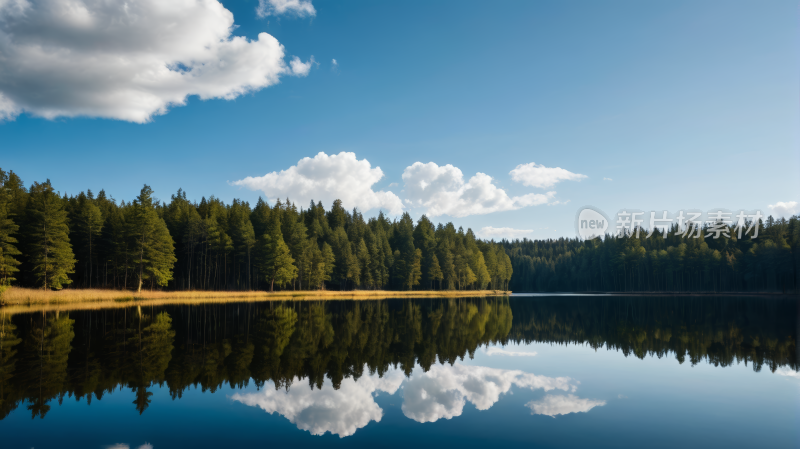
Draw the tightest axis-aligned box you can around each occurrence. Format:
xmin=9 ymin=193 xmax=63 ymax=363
xmin=0 ymin=168 xmax=512 ymax=292
xmin=504 ymin=217 xmax=800 ymax=293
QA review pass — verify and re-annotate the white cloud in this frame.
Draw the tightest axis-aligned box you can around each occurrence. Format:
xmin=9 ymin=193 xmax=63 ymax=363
xmin=257 ymin=0 xmax=316 ymax=18
xmin=484 ymin=346 xmax=538 ymax=357
xmin=289 ymin=55 xmax=315 ymax=77
xmin=402 ymin=162 xmax=555 ymax=217
xmin=768 ymin=201 xmax=799 ymax=218
xmin=231 ymin=369 xmax=404 ymax=438
xmin=510 ymin=162 xmax=587 ymax=188
xmin=603 ymin=177 xmax=613 ymax=181
xmin=479 ymin=226 xmax=533 ymax=240
xmin=525 ymin=394 xmax=606 ymax=417
xmin=232 ymin=152 xmax=404 ymax=215
xmin=332 ymin=58 xmax=338 ymax=67
xmin=401 ymin=363 xmax=576 ymax=423
xmin=0 ymin=0 xmax=313 ymax=123
xmin=776 ymin=368 xmax=800 ymax=379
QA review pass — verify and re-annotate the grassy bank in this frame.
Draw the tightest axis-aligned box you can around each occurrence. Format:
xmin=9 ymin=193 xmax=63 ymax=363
xmin=0 ymin=287 xmax=509 ymax=315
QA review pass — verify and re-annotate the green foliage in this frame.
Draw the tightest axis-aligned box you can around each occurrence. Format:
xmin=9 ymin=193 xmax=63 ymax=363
xmin=27 ymin=181 xmax=76 ymax=290
xmin=258 ymin=233 xmax=298 ymax=291
xmin=128 ymin=185 xmax=177 ymax=291
xmin=503 ymin=218 xmax=799 ymax=293
xmin=2 ymin=164 xmax=793 ymax=293
xmin=0 ymin=169 xmax=22 ymax=286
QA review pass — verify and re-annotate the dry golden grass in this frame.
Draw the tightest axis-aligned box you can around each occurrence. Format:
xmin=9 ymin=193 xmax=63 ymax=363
xmin=0 ymin=287 xmax=510 ymax=315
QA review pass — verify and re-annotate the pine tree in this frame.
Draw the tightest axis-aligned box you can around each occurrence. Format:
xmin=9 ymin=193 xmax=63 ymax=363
xmin=27 ymin=181 xmax=76 ymax=290
xmin=0 ymin=169 xmax=21 ymax=289
xmin=429 ymin=253 xmax=443 ymax=290
xmin=259 ymin=234 xmax=297 ymax=291
xmin=405 ymin=248 xmax=422 ymax=290
xmin=128 ymin=185 xmax=176 ymax=291
xmin=77 ymin=198 xmax=103 ymax=288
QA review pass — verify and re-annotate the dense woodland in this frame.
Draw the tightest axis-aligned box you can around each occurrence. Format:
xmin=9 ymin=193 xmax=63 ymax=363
xmin=0 ymin=296 xmax=794 ymax=418
xmin=1 ymin=167 xmax=797 ymax=294
xmin=504 ymin=216 xmax=800 ymax=293
xmin=0 ymin=169 xmax=511 ymax=293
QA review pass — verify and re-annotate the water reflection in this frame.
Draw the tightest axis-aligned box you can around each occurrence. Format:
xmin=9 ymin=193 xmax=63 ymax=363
xmin=526 ymin=394 xmax=607 ymax=417
xmin=233 ymin=361 xmax=602 ymax=436
xmin=0 ymin=296 xmax=795 ymax=425
xmin=401 ymin=363 xmax=581 ymax=423
xmin=232 ymin=369 xmax=404 ymax=437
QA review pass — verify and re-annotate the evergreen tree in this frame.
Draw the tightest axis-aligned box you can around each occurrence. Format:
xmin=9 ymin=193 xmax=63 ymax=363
xmin=0 ymin=169 xmax=21 ymax=288
xmin=76 ymin=196 xmax=103 ymax=288
xmin=429 ymin=253 xmax=443 ymax=290
xmin=259 ymin=234 xmax=298 ymax=291
xmin=26 ymin=181 xmax=76 ymax=290
xmin=128 ymin=185 xmax=176 ymax=291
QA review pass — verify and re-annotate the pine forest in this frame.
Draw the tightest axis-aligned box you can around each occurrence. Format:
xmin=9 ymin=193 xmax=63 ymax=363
xmin=0 ymin=168 xmax=797 ymax=294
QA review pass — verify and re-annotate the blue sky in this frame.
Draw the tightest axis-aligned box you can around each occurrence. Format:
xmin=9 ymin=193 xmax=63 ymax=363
xmin=1 ymin=0 xmax=798 ymax=239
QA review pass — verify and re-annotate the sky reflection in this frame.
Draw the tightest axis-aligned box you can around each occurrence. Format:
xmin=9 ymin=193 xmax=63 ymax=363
xmin=232 ymin=361 xmax=605 ymax=437
xmin=230 ymin=370 xmax=404 ymax=437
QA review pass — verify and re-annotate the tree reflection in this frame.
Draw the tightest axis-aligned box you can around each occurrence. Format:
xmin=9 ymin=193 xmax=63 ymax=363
xmin=0 ymin=295 xmax=795 ymax=420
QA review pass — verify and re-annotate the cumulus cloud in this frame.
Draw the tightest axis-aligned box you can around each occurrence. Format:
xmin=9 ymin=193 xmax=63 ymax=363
xmin=231 ymin=369 xmax=404 ymax=437
xmin=401 ymin=364 xmax=576 ymax=423
xmin=478 ymin=227 xmax=534 ymax=240
xmin=768 ymin=201 xmax=799 ymax=218
xmin=603 ymin=178 xmax=613 ymax=181
xmin=525 ymin=394 xmax=606 ymax=417
xmin=510 ymin=163 xmax=587 ymax=189
xmin=0 ymin=0 xmax=312 ymax=123
xmin=484 ymin=347 xmax=538 ymax=357
xmin=257 ymin=0 xmax=316 ymax=18
xmin=232 ymin=152 xmax=404 ymax=215
xmin=289 ymin=55 xmax=315 ymax=77
xmin=402 ymin=162 xmax=555 ymax=217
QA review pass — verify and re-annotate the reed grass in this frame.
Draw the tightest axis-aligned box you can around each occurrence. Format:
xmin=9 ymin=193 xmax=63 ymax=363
xmin=0 ymin=287 xmax=510 ymax=315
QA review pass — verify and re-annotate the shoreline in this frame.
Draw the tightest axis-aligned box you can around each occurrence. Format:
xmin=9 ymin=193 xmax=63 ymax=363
xmin=0 ymin=287 xmax=511 ymax=315
xmin=512 ymin=291 xmax=796 ymax=297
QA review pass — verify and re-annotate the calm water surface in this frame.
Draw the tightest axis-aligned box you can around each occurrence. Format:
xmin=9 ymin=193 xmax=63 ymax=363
xmin=1 ymin=295 xmax=797 ymax=448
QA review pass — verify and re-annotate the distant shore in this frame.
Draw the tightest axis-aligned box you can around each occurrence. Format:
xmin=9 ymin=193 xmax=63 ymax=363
xmin=0 ymin=287 xmax=511 ymax=315
xmin=512 ymin=291 xmax=796 ymax=297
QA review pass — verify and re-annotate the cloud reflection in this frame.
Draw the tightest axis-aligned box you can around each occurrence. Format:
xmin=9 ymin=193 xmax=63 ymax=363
xmin=230 ymin=370 xmax=404 ymax=437
xmin=233 ymin=363 xmax=605 ymax=436
xmin=401 ymin=364 xmax=576 ymax=423
xmin=526 ymin=394 xmax=606 ymax=417
xmin=775 ymin=368 xmax=800 ymax=379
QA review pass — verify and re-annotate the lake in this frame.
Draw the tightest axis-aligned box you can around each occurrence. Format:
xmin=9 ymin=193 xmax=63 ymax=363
xmin=0 ymin=295 xmax=797 ymax=448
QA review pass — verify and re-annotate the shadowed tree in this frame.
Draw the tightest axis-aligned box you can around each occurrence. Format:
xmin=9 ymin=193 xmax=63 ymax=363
xmin=26 ymin=181 xmax=76 ymax=290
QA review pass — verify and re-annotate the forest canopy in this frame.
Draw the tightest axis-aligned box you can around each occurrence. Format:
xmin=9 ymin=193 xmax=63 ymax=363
xmin=0 ymin=168 xmax=511 ymax=292
xmin=0 ymin=167 xmax=796 ymax=293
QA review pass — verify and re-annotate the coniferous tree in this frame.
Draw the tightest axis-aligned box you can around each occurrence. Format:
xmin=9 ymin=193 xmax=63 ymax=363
xmin=0 ymin=169 xmax=21 ymax=289
xmin=26 ymin=181 xmax=76 ymax=290
xmin=76 ymin=195 xmax=103 ymax=288
xmin=429 ymin=253 xmax=443 ymax=290
xmin=259 ymin=235 xmax=297 ymax=291
xmin=128 ymin=185 xmax=176 ymax=292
